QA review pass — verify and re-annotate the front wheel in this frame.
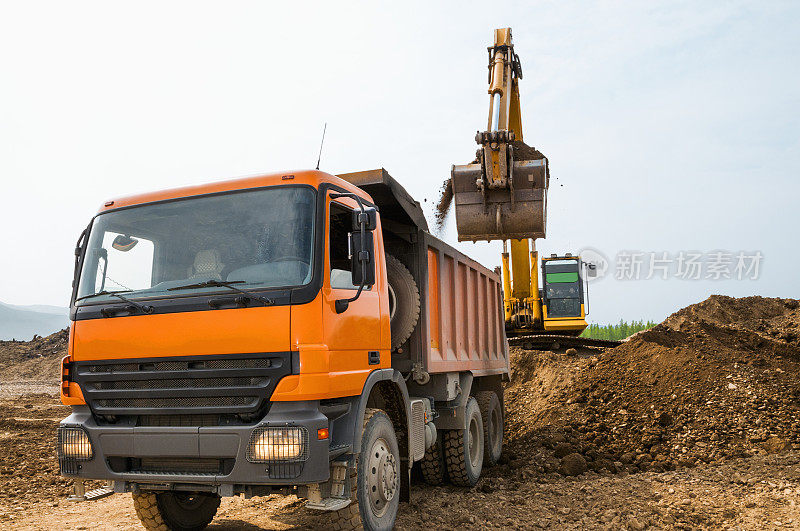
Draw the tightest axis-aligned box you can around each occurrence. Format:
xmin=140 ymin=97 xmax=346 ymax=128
xmin=132 ymin=491 xmax=220 ymax=531
xmin=330 ymin=408 xmax=400 ymax=531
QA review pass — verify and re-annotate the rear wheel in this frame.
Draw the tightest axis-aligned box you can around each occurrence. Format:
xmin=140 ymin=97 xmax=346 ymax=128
xmin=420 ymin=433 xmax=447 ymax=485
xmin=477 ymin=391 xmax=503 ymax=466
xmin=330 ymin=408 xmax=400 ymax=531
xmin=132 ymin=491 xmax=220 ymax=531
xmin=443 ymin=396 xmax=484 ymax=486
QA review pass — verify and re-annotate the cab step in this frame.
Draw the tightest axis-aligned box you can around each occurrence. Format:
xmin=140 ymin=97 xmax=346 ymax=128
xmin=305 ymin=461 xmax=352 ymax=512
xmin=68 ymin=480 xmax=115 ymax=502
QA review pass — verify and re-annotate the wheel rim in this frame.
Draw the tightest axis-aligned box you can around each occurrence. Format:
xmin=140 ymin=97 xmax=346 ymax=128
xmin=388 ymin=283 xmax=397 ymax=321
xmin=367 ymin=436 xmax=397 ymax=518
xmin=468 ymin=414 xmax=481 ymax=465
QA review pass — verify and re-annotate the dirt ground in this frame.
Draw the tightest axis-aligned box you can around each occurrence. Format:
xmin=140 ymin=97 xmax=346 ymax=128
xmin=1 ymin=295 xmax=799 ymax=529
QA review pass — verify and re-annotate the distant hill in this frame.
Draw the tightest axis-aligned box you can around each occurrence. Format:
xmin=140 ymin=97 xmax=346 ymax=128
xmin=0 ymin=302 xmax=69 ymax=341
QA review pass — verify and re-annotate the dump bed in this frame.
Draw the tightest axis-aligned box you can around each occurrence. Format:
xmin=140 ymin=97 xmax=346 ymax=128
xmin=339 ymin=169 xmax=509 ymax=377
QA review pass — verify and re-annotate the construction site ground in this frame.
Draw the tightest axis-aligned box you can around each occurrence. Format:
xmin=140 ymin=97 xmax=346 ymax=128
xmin=2 ymin=294 xmax=799 ymax=529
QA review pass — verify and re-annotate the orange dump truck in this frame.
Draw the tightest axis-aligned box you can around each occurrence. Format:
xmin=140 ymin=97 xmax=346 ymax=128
xmin=59 ymin=168 xmax=508 ymax=530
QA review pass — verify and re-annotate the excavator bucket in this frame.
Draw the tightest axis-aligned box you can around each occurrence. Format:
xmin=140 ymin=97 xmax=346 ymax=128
xmin=451 ymin=157 xmax=548 ymax=242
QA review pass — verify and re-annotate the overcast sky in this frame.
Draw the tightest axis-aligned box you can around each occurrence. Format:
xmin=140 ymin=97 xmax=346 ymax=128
xmin=1 ymin=1 xmax=798 ymax=324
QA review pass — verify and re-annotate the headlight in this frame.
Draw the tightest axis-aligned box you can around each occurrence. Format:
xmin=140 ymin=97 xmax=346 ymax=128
xmin=247 ymin=427 xmax=307 ymax=462
xmin=58 ymin=427 xmax=93 ymax=460
xmin=58 ymin=427 xmax=93 ymax=475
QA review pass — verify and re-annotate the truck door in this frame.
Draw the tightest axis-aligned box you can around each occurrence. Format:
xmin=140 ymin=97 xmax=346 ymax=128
xmin=323 ymin=197 xmax=386 ymax=372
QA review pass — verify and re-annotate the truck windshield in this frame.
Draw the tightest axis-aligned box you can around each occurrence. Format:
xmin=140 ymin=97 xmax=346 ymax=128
xmin=76 ymin=186 xmax=315 ymax=303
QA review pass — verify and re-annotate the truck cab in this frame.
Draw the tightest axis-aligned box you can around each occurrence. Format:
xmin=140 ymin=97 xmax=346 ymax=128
xmin=60 ymin=169 xmax=508 ymax=530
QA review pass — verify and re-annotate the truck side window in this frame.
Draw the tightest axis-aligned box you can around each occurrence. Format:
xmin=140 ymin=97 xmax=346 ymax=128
xmin=329 ymin=203 xmax=372 ymax=290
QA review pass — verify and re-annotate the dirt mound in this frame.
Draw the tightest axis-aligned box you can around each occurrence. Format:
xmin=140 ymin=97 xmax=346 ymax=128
xmin=663 ymin=295 xmax=800 ymax=346
xmin=505 ymin=295 xmax=800 ymax=476
xmin=0 ymin=328 xmax=67 ymax=382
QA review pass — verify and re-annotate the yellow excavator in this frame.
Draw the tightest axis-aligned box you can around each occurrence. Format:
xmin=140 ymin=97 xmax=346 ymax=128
xmin=451 ymin=28 xmax=597 ymax=346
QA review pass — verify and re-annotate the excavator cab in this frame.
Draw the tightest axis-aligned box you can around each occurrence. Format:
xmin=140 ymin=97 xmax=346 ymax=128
xmin=541 ymin=255 xmax=588 ymax=336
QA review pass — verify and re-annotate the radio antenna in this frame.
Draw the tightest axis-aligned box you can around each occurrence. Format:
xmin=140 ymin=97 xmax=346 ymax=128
xmin=315 ymin=122 xmax=327 ymax=170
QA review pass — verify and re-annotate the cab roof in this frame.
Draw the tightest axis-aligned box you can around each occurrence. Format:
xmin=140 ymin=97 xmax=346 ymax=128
xmin=98 ymin=170 xmax=373 ymax=213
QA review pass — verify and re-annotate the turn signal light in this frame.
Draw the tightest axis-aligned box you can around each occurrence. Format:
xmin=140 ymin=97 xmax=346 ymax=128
xmin=317 ymin=428 xmax=329 ymax=440
xmin=61 ymin=356 xmax=71 ymax=396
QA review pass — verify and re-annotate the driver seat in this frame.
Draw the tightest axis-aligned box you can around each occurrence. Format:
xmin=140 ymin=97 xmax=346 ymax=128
xmin=189 ymin=249 xmax=224 ymax=280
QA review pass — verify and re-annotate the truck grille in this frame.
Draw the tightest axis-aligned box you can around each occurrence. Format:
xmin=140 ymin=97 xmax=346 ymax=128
xmin=73 ymin=352 xmax=292 ymax=417
xmin=107 ymin=457 xmax=235 ymax=476
xmin=132 ymin=458 xmax=230 ymax=476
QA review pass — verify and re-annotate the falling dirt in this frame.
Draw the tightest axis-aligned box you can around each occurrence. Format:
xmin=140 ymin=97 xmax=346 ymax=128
xmin=434 ymin=178 xmax=453 ymax=231
xmin=3 ymin=295 xmax=800 ymax=529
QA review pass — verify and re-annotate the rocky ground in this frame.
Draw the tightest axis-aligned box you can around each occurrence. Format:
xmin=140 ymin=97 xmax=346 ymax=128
xmin=0 ymin=295 xmax=798 ymax=529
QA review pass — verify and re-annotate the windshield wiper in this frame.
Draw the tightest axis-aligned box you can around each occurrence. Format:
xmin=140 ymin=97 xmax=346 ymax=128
xmin=76 ymin=289 xmax=132 ymax=302
xmin=168 ymin=280 xmax=274 ymax=306
xmin=78 ymin=289 xmax=153 ymax=315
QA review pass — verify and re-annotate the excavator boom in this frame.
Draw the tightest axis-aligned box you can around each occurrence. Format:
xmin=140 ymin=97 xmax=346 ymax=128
xmin=451 ymin=28 xmax=589 ymax=339
xmin=451 ymin=28 xmax=549 ymax=242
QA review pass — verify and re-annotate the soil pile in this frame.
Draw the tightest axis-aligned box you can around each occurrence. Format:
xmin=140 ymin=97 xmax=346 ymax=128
xmin=0 ymin=328 xmax=67 ymax=382
xmin=505 ymin=295 xmax=800 ymax=477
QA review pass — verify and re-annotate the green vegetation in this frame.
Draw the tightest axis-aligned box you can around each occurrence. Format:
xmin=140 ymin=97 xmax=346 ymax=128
xmin=581 ymin=320 xmax=657 ymax=341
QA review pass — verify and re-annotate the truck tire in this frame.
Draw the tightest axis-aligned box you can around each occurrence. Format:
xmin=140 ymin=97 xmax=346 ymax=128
xmin=132 ymin=491 xmax=220 ymax=531
xmin=477 ymin=390 xmax=503 ymax=466
xmin=330 ymin=408 xmax=400 ymax=531
xmin=420 ymin=433 xmax=446 ymax=485
xmin=443 ymin=396 xmax=484 ymax=486
xmin=385 ymin=254 xmax=420 ymax=350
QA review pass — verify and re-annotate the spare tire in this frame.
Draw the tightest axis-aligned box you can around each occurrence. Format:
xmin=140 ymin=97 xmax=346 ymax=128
xmin=386 ymin=254 xmax=420 ymax=350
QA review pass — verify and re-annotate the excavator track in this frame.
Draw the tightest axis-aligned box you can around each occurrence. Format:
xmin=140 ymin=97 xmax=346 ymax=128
xmin=508 ymin=334 xmax=621 ymax=351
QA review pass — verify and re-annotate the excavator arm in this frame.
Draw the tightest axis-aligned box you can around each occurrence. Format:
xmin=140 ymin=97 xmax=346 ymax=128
xmin=451 ymin=28 xmax=587 ymax=337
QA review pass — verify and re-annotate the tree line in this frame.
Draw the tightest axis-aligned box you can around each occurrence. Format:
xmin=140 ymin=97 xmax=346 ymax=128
xmin=581 ymin=320 xmax=657 ymax=341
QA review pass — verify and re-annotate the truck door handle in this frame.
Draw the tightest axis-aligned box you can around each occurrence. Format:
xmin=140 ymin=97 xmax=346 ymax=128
xmin=368 ymin=351 xmax=380 ymax=365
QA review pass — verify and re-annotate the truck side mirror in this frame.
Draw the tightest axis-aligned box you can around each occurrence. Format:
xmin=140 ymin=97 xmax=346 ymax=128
xmin=351 ymin=207 xmax=377 ymax=231
xmin=586 ymin=263 xmax=597 ymax=278
xmin=330 ymin=194 xmax=378 ymax=314
xmin=349 ymin=230 xmax=375 ymax=287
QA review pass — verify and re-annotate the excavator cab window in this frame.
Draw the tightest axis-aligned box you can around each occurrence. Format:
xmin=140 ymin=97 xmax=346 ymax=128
xmin=543 ymin=259 xmax=583 ymax=318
